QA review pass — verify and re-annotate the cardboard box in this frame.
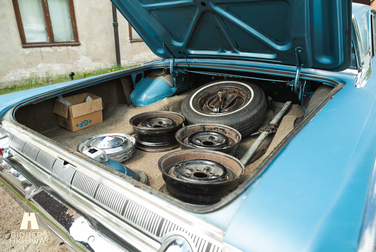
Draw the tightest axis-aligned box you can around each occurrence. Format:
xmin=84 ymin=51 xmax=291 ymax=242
xmin=53 ymin=93 xmax=103 ymax=132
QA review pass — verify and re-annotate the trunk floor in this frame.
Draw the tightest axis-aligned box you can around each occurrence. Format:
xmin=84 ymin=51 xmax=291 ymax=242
xmin=44 ymin=94 xmax=304 ymax=191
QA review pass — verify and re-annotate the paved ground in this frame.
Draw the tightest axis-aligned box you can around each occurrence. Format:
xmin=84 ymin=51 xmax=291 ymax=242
xmin=0 ymin=185 xmax=69 ymax=252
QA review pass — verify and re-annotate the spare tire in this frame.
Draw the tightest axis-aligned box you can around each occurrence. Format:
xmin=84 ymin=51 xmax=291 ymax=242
xmin=181 ymin=80 xmax=267 ymax=137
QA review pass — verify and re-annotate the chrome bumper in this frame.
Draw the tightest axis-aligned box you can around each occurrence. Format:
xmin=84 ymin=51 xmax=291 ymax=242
xmin=0 ymin=157 xmax=130 ymax=252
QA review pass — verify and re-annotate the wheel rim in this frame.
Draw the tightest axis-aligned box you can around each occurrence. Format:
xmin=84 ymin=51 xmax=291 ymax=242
xmin=198 ymin=88 xmax=247 ymax=114
xmin=138 ymin=117 xmax=175 ymax=128
xmin=130 ymin=111 xmax=185 ymax=152
xmin=188 ymin=132 xmax=229 ymax=148
xmin=169 ymin=159 xmax=233 ymax=182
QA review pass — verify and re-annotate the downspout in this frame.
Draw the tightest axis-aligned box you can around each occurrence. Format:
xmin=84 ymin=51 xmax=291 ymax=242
xmin=112 ymin=3 xmax=121 ymax=66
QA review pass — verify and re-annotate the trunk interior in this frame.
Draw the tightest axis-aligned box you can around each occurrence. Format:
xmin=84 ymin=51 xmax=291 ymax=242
xmin=14 ymin=67 xmax=333 ymax=202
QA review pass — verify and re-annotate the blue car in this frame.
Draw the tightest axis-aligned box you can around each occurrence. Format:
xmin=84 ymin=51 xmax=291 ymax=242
xmin=0 ymin=1 xmax=374 ymax=251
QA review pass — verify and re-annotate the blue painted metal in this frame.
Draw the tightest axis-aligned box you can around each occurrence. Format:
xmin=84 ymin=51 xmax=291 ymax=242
xmin=111 ymin=0 xmax=352 ymax=70
xmin=0 ymin=58 xmax=352 ymax=120
xmin=0 ymin=69 xmax=145 ymax=118
xmin=1 ymin=1 xmax=374 ymax=251
xmin=0 ymin=17 xmax=368 ymax=250
xmin=130 ymin=70 xmax=192 ymax=106
xmin=103 ymin=158 xmax=126 ymax=173
xmin=103 ymin=159 xmax=138 ymax=180
xmin=130 ymin=72 xmax=175 ymax=106
xmin=223 ymin=72 xmax=376 ymax=251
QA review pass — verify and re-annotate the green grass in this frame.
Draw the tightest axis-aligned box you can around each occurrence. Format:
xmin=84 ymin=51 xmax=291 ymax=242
xmin=0 ymin=75 xmax=44 ymax=95
xmin=0 ymin=64 xmax=137 ymax=95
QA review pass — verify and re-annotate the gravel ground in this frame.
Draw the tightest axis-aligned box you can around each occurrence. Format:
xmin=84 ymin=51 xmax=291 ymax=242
xmin=0 ymin=185 xmax=69 ymax=252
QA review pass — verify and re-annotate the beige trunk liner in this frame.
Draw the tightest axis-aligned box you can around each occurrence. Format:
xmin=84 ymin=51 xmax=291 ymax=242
xmin=44 ymin=94 xmax=303 ymax=191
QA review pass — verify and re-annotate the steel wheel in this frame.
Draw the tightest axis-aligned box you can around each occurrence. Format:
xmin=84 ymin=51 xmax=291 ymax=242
xmin=169 ymin=159 xmax=233 ymax=183
xmin=188 ymin=132 xmax=229 ymax=148
xmin=130 ymin=111 xmax=185 ymax=152
xmin=138 ymin=117 xmax=175 ymax=128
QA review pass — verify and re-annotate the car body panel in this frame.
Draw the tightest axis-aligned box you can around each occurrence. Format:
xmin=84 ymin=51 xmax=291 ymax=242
xmin=0 ymin=57 xmax=361 ymax=244
xmin=112 ymin=0 xmax=352 ymax=70
xmin=2 ymin=2 xmax=376 ymax=251
xmin=224 ymin=76 xmax=376 ymax=251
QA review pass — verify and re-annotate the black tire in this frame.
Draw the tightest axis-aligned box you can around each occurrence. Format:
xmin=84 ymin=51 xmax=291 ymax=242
xmin=181 ymin=80 xmax=267 ymax=137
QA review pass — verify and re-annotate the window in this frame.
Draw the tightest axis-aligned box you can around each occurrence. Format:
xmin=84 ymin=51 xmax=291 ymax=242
xmin=12 ymin=0 xmax=79 ymax=48
xmin=128 ymin=24 xmax=143 ymax=43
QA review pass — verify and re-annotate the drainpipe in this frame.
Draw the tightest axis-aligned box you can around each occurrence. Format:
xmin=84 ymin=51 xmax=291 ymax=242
xmin=112 ymin=3 xmax=121 ymax=66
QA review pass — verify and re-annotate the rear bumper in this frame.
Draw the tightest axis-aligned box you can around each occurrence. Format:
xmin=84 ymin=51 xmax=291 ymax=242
xmin=0 ymin=157 xmax=143 ymax=252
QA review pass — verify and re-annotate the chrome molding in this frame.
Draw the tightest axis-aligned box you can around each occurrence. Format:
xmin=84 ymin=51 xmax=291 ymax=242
xmin=0 ymin=160 xmax=128 ymax=252
xmin=0 ymin=122 xmax=225 ymax=251
xmin=357 ymin=157 xmax=376 ymax=252
xmin=35 ymin=150 xmax=55 ymax=172
xmin=70 ymin=217 xmax=128 ymax=252
xmin=352 ymin=10 xmax=373 ymax=88
xmin=52 ymin=158 xmax=76 ymax=186
xmin=71 ymin=171 xmax=98 ymax=198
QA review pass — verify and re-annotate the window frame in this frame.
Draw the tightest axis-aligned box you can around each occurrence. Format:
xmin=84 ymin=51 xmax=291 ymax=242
xmin=371 ymin=11 xmax=376 ymax=57
xmin=12 ymin=0 xmax=79 ymax=48
xmin=128 ymin=23 xmax=143 ymax=43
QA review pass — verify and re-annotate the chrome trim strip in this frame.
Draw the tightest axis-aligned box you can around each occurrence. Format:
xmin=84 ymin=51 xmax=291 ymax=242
xmin=35 ymin=150 xmax=55 ymax=172
xmin=70 ymin=217 xmax=128 ymax=252
xmin=353 ymin=10 xmax=373 ymax=88
xmin=357 ymin=158 xmax=376 ymax=252
xmin=1 ymin=122 xmax=225 ymax=251
xmin=0 ymin=160 xmax=84 ymax=251
xmin=11 ymin=150 xmax=160 ymax=252
xmin=71 ymin=172 xmax=98 ymax=198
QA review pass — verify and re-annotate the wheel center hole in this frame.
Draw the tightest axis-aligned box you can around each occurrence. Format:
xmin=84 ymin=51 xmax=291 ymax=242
xmin=202 ymin=141 xmax=214 ymax=146
xmin=193 ymin=172 xmax=208 ymax=178
xmin=153 ymin=124 xmax=164 ymax=128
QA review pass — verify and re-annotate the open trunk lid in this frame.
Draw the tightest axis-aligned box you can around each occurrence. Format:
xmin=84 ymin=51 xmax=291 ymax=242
xmin=112 ymin=0 xmax=352 ymax=70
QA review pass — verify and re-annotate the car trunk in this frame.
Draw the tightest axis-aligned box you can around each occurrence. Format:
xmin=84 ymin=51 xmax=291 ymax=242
xmin=13 ymin=66 xmax=337 ymax=204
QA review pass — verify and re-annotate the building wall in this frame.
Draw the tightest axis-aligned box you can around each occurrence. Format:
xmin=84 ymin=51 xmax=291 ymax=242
xmin=0 ymin=0 xmax=157 ymax=88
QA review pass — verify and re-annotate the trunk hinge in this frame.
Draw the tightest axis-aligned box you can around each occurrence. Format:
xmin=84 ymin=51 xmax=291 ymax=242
xmin=162 ymin=43 xmax=189 ymax=89
xmin=288 ymin=47 xmax=310 ymax=109
xmin=291 ymin=47 xmax=303 ymax=94
xmin=162 ymin=43 xmax=177 ymax=78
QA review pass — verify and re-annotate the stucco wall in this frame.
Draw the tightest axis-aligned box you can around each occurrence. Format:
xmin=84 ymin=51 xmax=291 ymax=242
xmin=0 ymin=0 xmax=157 ymax=88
